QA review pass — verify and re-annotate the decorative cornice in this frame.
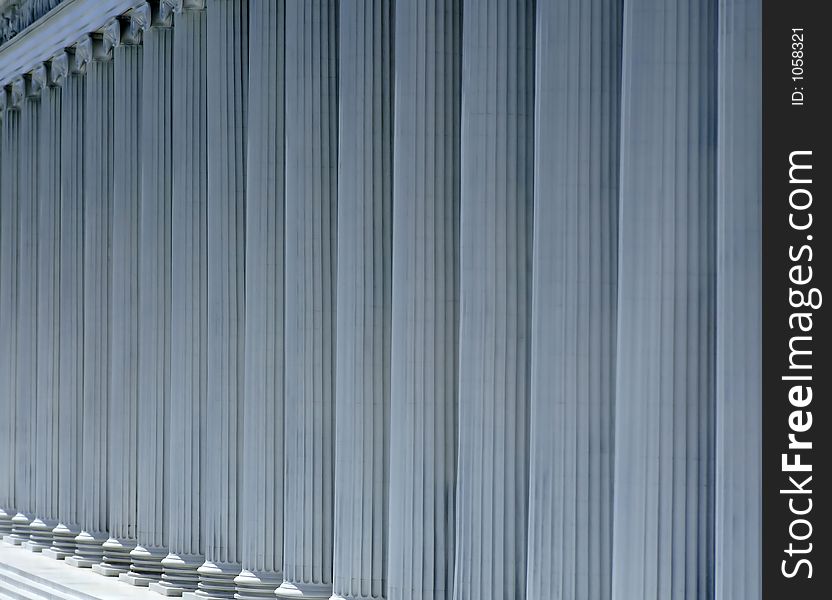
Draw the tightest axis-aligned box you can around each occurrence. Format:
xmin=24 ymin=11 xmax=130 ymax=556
xmin=8 ymin=75 xmax=23 ymax=107
xmin=70 ymin=33 xmax=90 ymax=72
xmin=0 ymin=1 xmax=143 ymax=86
xmin=25 ymin=61 xmax=44 ymax=96
xmin=119 ymin=2 xmax=147 ymax=44
xmin=0 ymin=0 xmax=67 ymax=46
xmin=46 ymin=50 xmax=66 ymax=85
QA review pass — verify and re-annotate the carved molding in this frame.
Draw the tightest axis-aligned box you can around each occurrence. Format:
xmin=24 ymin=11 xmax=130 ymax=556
xmin=0 ymin=0 xmax=140 ymax=87
xmin=0 ymin=0 xmax=67 ymax=46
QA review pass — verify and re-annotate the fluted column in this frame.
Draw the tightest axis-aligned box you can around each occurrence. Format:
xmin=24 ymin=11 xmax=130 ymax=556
xmin=0 ymin=84 xmax=21 ymax=542
xmin=65 ymin=24 xmax=118 ymax=569
xmin=716 ymin=1 xmax=761 ymax=598
xmin=125 ymin=0 xmax=175 ymax=588
xmin=277 ymin=1 xmax=338 ymax=598
xmin=6 ymin=75 xmax=38 ymax=547
xmin=387 ymin=2 xmax=460 ymax=599
xmin=235 ymin=0 xmax=284 ymax=598
xmin=150 ymin=1 xmax=208 ymax=595
xmin=331 ymin=1 xmax=392 ymax=599
xmin=94 ymin=9 xmax=146 ymax=578
xmin=454 ymin=1 xmax=534 ymax=599
xmin=186 ymin=1 xmax=248 ymax=598
xmin=611 ymin=1 xmax=717 ymax=598
xmin=27 ymin=62 xmax=62 ymax=553
xmin=525 ymin=2 xmax=620 ymax=599
xmin=44 ymin=48 xmax=86 ymax=562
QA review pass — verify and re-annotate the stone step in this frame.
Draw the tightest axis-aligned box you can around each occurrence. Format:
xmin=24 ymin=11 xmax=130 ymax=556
xmin=0 ymin=562 xmax=91 ymax=600
xmin=0 ymin=543 xmax=155 ymax=600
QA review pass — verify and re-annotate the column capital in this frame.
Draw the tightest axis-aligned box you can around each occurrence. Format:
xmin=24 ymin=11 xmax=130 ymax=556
xmin=121 ymin=3 xmax=150 ymax=45
xmin=25 ymin=64 xmax=46 ymax=98
xmin=47 ymin=52 xmax=69 ymax=87
xmin=175 ymin=0 xmax=206 ymax=13
xmin=154 ymin=0 xmax=176 ymax=27
xmin=0 ymin=88 xmax=6 ymax=114
xmin=91 ymin=20 xmax=120 ymax=61
xmin=8 ymin=77 xmax=25 ymax=109
xmin=71 ymin=35 xmax=93 ymax=73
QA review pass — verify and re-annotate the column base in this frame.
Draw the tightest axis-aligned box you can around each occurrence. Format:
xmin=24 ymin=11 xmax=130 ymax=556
xmin=43 ymin=522 xmax=80 ymax=559
xmin=92 ymin=536 xmax=136 ymax=576
xmin=24 ymin=517 xmax=58 ymax=552
xmin=234 ymin=569 xmax=282 ymax=599
xmin=7 ymin=512 xmax=34 ymax=544
xmin=148 ymin=552 xmax=203 ymax=596
xmin=65 ymin=530 xmax=107 ymax=568
xmin=121 ymin=544 xmax=167 ymax=585
xmin=187 ymin=560 xmax=240 ymax=599
xmin=275 ymin=582 xmax=333 ymax=599
xmin=0 ymin=508 xmax=13 ymax=537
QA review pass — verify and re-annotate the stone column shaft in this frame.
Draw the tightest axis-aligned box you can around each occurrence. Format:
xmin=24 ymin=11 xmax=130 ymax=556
xmin=5 ymin=78 xmax=39 ymax=548
xmin=611 ymin=1 xmax=717 ymax=598
xmin=45 ymin=57 xmax=86 ymax=561
xmin=96 ymin=12 xmax=146 ymax=578
xmin=387 ymin=2 xmax=460 ymax=599
xmin=29 ymin=64 xmax=63 ymax=553
xmin=277 ymin=1 xmax=339 ymax=598
xmin=67 ymin=27 xmax=118 ymax=569
xmin=454 ymin=1 xmax=534 ymax=599
xmin=127 ymin=0 xmax=174 ymax=588
xmin=191 ymin=0 xmax=248 ymax=598
xmin=526 ymin=1 xmax=621 ymax=598
xmin=716 ymin=1 xmax=761 ymax=598
xmin=0 ymin=89 xmax=20 ymax=540
xmin=332 ymin=1 xmax=393 ymax=599
xmin=236 ymin=0 xmax=285 ymax=598
xmin=151 ymin=3 xmax=208 ymax=596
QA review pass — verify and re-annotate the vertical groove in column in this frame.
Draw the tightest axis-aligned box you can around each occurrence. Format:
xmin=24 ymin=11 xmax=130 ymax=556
xmin=715 ymin=1 xmax=761 ymax=598
xmin=30 ymin=70 xmax=63 ymax=553
xmin=612 ymin=1 xmax=717 ymax=598
xmin=332 ymin=1 xmax=392 ymax=599
xmin=236 ymin=0 xmax=284 ymax=598
xmin=526 ymin=1 xmax=620 ymax=599
xmin=47 ymin=67 xmax=85 ymax=561
xmin=278 ymin=1 xmax=338 ymax=598
xmin=131 ymin=6 xmax=174 ymax=587
xmin=0 ymin=90 xmax=21 ymax=544
xmin=387 ymin=2 xmax=461 ymax=599
xmin=198 ymin=0 xmax=248 ymax=597
xmin=152 ymin=4 xmax=208 ymax=596
xmin=68 ymin=42 xmax=116 ymax=568
xmin=454 ymin=1 xmax=534 ymax=599
xmin=9 ymin=84 xmax=39 ymax=546
xmin=0 ymin=91 xmax=12 ymax=540
xmin=98 ymin=34 xmax=144 ymax=578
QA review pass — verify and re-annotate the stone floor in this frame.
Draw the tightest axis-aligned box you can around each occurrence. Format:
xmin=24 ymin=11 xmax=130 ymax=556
xmin=0 ymin=541 xmax=154 ymax=599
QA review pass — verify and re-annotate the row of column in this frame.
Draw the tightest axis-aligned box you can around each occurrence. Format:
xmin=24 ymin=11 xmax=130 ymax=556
xmin=0 ymin=1 xmax=761 ymax=599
